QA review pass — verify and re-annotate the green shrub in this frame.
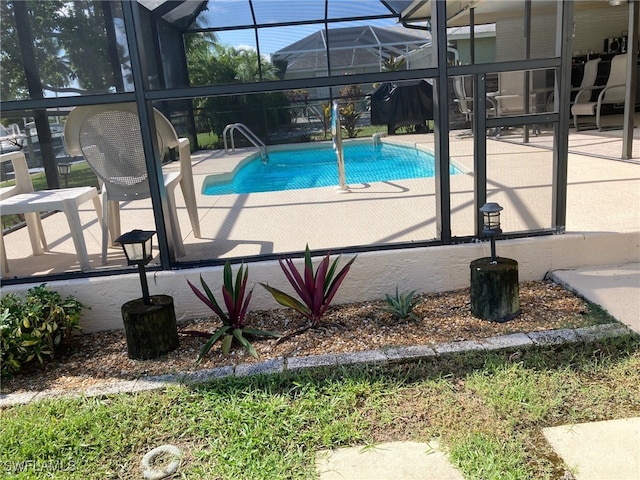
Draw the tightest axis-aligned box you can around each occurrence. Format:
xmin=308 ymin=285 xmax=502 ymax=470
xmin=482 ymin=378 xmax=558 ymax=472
xmin=0 ymin=284 xmax=86 ymax=378
xmin=383 ymin=285 xmax=420 ymax=320
xmin=339 ymin=102 xmax=363 ymax=138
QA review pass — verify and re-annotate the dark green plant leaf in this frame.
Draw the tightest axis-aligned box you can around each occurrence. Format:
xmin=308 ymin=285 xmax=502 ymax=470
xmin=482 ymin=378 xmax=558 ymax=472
xmin=196 ymin=326 xmax=231 ymax=363
xmin=221 ymin=334 xmax=233 ymax=355
xmin=232 ymin=328 xmax=258 ymax=359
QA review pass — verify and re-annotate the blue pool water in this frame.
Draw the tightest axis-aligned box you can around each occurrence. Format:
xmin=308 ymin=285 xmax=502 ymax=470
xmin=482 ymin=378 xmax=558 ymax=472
xmin=203 ymin=142 xmax=460 ymax=195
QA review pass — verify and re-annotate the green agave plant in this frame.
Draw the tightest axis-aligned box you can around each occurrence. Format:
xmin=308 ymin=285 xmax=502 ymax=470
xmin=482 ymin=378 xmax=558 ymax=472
xmin=185 ymin=261 xmax=280 ymax=361
xmin=260 ymin=245 xmax=356 ymax=327
xmin=382 ymin=285 xmax=420 ymax=321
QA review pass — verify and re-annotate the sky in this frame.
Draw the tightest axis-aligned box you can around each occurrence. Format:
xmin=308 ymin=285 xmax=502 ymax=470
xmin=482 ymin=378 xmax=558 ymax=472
xmin=192 ymin=0 xmax=402 ymax=56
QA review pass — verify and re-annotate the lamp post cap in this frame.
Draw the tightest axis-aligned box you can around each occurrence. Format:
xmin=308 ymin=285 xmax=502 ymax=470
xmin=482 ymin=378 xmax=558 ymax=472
xmin=114 ymin=229 xmax=156 ymax=245
xmin=480 ymin=202 xmax=503 ymax=213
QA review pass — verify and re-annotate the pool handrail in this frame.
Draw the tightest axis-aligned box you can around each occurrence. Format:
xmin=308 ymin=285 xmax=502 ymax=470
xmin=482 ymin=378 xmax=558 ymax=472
xmin=223 ymin=123 xmax=268 ymax=163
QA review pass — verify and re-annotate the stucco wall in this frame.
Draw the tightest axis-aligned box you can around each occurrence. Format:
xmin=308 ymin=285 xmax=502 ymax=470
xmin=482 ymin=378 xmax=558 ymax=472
xmin=2 ymin=231 xmax=637 ymax=333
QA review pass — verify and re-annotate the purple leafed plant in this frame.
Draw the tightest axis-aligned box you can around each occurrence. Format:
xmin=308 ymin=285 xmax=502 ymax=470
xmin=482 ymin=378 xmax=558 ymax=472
xmin=260 ymin=245 xmax=356 ymax=327
xmin=184 ymin=261 xmax=280 ymax=361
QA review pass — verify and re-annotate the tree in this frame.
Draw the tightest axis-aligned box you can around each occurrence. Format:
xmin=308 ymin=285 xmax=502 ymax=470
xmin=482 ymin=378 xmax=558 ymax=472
xmin=1 ymin=1 xmax=127 ymax=101
xmin=185 ymin=35 xmax=289 ymax=141
xmin=382 ymin=55 xmax=406 ymax=72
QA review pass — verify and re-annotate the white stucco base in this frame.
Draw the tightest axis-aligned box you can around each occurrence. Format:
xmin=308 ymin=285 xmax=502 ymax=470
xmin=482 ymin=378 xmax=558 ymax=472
xmin=2 ymin=231 xmax=638 ymax=333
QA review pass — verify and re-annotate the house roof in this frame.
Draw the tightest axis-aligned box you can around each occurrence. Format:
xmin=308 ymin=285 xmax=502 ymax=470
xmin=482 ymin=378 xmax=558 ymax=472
xmin=271 ymin=25 xmax=427 ymax=73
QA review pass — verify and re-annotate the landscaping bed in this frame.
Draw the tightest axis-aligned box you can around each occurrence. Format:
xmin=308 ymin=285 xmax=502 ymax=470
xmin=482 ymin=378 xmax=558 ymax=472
xmin=1 ymin=280 xmax=613 ymax=395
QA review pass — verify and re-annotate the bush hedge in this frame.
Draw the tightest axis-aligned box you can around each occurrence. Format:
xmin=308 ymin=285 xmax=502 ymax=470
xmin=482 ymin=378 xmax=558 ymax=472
xmin=1 ymin=284 xmax=86 ymax=378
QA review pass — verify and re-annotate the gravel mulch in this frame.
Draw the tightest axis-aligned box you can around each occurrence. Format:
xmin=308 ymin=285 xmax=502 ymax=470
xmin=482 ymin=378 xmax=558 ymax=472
xmin=1 ymin=280 xmax=598 ymax=395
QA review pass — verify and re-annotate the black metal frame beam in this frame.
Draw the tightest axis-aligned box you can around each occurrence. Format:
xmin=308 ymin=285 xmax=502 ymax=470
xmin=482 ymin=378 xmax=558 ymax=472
xmin=552 ymin=0 xmax=573 ymax=233
xmin=186 ymin=13 xmax=399 ymax=34
xmin=432 ymin=0 xmax=451 ymax=244
xmin=0 ymin=0 xmax=577 ymax=284
xmin=122 ymin=0 xmax=174 ymax=267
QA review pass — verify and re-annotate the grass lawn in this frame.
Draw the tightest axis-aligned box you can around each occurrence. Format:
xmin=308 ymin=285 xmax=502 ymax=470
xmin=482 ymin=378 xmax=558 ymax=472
xmin=1 ymin=334 xmax=639 ymax=479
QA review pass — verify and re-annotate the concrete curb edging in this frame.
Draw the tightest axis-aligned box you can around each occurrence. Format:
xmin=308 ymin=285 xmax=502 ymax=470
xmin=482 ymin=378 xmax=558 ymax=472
xmin=1 ymin=323 xmax=635 ymax=408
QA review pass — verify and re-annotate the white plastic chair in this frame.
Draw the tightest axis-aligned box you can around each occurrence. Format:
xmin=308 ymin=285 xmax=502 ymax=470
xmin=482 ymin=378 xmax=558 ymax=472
xmin=492 ymin=71 xmax=537 ymax=117
xmin=453 ymin=76 xmax=473 ymax=122
xmin=0 ymin=151 xmax=101 ymax=274
xmin=571 ymin=54 xmax=627 ymax=131
xmin=64 ymin=103 xmax=201 ymax=264
xmin=453 ymin=75 xmax=496 ymax=137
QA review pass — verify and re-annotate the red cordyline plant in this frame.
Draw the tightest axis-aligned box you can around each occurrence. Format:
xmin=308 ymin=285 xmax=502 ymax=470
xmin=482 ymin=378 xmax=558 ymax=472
xmin=185 ymin=261 xmax=280 ymax=361
xmin=260 ymin=245 xmax=356 ymax=328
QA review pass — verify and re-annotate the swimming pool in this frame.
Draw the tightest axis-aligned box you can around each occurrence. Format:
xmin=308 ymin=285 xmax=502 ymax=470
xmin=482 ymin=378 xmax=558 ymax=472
xmin=203 ymin=142 xmax=461 ymax=195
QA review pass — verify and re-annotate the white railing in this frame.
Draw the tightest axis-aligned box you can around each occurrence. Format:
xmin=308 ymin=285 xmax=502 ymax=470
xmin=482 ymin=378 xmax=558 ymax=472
xmin=222 ymin=123 xmax=268 ymax=163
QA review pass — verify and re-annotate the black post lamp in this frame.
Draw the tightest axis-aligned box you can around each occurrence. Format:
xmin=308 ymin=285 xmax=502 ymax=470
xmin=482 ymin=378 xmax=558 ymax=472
xmin=480 ymin=202 xmax=503 ymax=263
xmin=57 ymin=162 xmax=71 ymax=187
xmin=116 ymin=229 xmax=178 ymax=360
xmin=470 ymin=202 xmax=519 ymax=322
xmin=115 ymin=229 xmax=155 ymax=305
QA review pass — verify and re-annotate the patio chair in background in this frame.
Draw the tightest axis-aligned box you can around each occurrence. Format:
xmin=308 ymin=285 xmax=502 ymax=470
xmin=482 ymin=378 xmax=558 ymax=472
xmin=571 ymin=57 xmax=602 ymax=104
xmin=452 ymin=75 xmax=497 ymax=137
xmin=453 ymin=76 xmax=473 ymax=123
xmin=0 ymin=151 xmax=101 ymax=274
xmin=571 ymin=53 xmax=627 ymax=131
xmin=489 ymin=70 xmax=540 ymax=135
xmin=491 ymin=70 xmax=539 ymax=117
xmin=452 ymin=76 xmax=473 ymax=138
xmin=64 ymin=103 xmax=201 ymax=264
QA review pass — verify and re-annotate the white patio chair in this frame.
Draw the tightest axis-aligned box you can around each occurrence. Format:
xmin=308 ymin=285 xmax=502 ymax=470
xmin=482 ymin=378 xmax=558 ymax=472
xmin=453 ymin=75 xmax=497 ymax=137
xmin=492 ymin=71 xmax=538 ymax=117
xmin=571 ymin=54 xmax=627 ymax=131
xmin=0 ymin=151 xmax=101 ymax=274
xmin=64 ymin=103 xmax=200 ymax=264
xmin=488 ymin=71 xmax=541 ymax=135
xmin=453 ymin=76 xmax=473 ymax=123
xmin=573 ymin=57 xmax=601 ymax=101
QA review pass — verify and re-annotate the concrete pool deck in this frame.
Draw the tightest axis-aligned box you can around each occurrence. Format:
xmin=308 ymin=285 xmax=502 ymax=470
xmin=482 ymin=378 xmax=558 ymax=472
xmin=2 ymin=128 xmax=637 ymax=279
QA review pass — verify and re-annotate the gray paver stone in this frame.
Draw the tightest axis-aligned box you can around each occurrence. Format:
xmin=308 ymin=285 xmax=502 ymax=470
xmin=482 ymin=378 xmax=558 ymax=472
xmin=334 ymin=349 xmax=387 ymax=366
xmin=527 ymin=329 xmax=579 ymax=346
xmin=592 ymin=322 xmax=634 ymax=338
xmin=235 ymin=358 xmax=284 ymax=377
xmin=132 ymin=373 xmax=184 ymax=392
xmin=575 ymin=323 xmax=633 ymax=343
xmin=0 ymin=391 xmax=39 ymax=407
xmin=183 ymin=366 xmax=234 ymax=384
xmin=32 ymin=389 xmax=81 ymax=402
xmin=287 ymin=353 xmax=338 ymax=371
xmin=384 ymin=344 xmax=437 ymax=362
xmin=84 ymin=380 xmax=140 ymax=398
xmin=435 ymin=340 xmax=485 ymax=354
xmin=481 ymin=333 xmax=533 ymax=350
